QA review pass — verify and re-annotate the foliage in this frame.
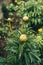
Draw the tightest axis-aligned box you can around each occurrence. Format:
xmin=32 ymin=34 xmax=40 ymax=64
xmin=0 ymin=0 xmax=43 ymax=65
xmin=2 ymin=0 xmax=43 ymax=30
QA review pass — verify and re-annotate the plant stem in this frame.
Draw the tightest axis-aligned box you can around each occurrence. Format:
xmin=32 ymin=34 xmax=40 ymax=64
xmin=21 ymin=20 xmax=25 ymax=33
xmin=9 ymin=22 xmax=12 ymax=32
